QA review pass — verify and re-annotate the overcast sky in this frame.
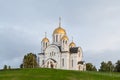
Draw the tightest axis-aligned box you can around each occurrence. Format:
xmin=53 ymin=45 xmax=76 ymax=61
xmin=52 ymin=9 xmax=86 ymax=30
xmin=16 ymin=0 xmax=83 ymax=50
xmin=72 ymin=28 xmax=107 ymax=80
xmin=0 ymin=0 xmax=120 ymax=69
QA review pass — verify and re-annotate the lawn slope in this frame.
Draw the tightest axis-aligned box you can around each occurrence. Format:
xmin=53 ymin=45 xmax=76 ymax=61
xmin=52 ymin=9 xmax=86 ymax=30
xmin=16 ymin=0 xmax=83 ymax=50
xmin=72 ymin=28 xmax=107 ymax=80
xmin=0 ymin=68 xmax=120 ymax=80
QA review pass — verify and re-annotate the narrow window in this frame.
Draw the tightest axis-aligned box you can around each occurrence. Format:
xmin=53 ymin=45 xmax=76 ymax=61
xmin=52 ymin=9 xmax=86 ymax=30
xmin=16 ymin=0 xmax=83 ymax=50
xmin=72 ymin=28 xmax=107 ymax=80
xmin=42 ymin=60 xmax=44 ymax=65
xmin=72 ymin=60 xmax=73 ymax=67
xmin=79 ymin=50 xmax=81 ymax=57
xmin=43 ymin=42 xmax=45 ymax=47
xmin=79 ymin=66 xmax=80 ymax=70
xmin=54 ymin=35 xmax=55 ymax=42
xmin=65 ymin=41 xmax=67 ymax=44
xmin=62 ymin=58 xmax=64 ymax=67
xmin=46 ymin=43 xmax=47 ymax=47
xmin=56 ymin=35 xmax=58 ymax=42
xmin=52 ymin=51 xmax=53 ymax=56
xmin=60 ymin=35 xmax=61 ymax=39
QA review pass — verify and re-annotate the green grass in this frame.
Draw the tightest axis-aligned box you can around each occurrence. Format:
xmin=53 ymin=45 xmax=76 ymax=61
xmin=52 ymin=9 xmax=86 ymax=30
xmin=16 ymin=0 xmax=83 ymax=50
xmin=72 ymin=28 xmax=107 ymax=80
xmin=0 ymin=68 xmax=120 ymax=80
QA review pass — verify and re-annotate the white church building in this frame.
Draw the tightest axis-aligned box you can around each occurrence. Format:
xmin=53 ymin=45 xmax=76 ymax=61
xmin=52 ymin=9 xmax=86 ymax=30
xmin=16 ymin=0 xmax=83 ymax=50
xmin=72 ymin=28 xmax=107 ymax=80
xmin=38 ymin=18 xmax=86 ymax=71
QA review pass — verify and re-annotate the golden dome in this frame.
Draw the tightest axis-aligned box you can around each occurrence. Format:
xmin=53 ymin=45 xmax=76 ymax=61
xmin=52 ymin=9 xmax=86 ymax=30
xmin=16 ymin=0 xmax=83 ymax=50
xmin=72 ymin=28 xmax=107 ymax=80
xmin=42 ymin=37 xmax=49 ymax=42
xmin=61 ymin=35 xmax=69 ymax=40
xmin=53 ymin=27 xmax=66 ymax=35
xmin=69 ymin=42 xmax=76 ymax=47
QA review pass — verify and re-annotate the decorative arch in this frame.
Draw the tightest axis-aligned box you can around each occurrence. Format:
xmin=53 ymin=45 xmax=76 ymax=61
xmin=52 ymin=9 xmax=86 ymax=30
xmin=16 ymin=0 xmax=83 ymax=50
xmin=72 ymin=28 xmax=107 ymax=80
xmin=44 ymin=58 xmax=57 ymax=68
xmin=45 ymin=44 xmax=61 ymax=54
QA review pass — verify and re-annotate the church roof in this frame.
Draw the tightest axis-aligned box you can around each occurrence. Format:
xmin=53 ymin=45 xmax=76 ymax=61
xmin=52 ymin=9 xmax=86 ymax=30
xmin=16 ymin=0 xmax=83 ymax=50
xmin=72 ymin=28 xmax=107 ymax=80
xmin=58 ymin=46 xmax=62 ymax=52
xmin=50 ymin=58 xmax=57 ymax=63
xmin=38 ymin=53 xmax=44 ymax=55
xmin=78 ymin=61 xmax=85 ymax=64
xmin=70 ymin=47 xmax=79 ymax=53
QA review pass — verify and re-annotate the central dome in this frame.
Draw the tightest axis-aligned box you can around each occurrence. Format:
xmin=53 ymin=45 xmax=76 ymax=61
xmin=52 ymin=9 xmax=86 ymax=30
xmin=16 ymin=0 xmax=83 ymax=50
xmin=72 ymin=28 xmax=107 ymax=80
xmin=53 ymin=27 xmax=66 ymax=35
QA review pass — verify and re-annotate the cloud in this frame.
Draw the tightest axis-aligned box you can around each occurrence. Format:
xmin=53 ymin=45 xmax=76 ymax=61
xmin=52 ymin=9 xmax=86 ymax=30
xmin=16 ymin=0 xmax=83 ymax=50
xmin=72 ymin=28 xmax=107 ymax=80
xmin=84 ymin=50 xmax=120 ymax=69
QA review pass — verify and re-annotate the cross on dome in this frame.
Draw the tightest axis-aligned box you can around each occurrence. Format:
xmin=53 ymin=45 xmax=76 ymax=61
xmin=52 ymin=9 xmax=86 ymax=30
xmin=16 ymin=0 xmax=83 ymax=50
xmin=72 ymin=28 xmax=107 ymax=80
xmin=42 ymin=32 xmax=49 ymax=42
xmin=53 ymin=17 xmax=66 ymax=35
xmin=59 ymin=17 xmax=61 ymax=27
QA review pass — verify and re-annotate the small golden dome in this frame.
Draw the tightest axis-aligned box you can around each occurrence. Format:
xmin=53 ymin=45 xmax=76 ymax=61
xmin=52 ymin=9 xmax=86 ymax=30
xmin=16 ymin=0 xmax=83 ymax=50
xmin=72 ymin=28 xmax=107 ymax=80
xmin=53 ymin=27 xmax=66 ymax=35
xmin=42 ymin=37 xmax=49 ymax=42
xmin=61 ymin=35 xmax=69 ymax=40
xmin=69 ymin=42 xmax=76 ymax=47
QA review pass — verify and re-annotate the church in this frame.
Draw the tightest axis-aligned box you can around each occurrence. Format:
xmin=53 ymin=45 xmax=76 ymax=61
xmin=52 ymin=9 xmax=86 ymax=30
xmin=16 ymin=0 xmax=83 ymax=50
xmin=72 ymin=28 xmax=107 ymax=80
xmin=38 ymin=18 xmax=86 ymax=71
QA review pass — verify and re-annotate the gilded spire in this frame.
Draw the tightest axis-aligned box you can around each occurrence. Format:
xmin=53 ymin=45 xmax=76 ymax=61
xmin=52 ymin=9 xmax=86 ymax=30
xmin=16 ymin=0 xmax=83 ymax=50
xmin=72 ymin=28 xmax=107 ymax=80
xmin=72 ymin=36 xmax=73 ymax=42
xmin=59 ymin=17 xmax=61 ymax=27
xmin=45 ymin=32 xmax=47 ymax=38
xmin=69 ymin=36 xmax=76 ymax=47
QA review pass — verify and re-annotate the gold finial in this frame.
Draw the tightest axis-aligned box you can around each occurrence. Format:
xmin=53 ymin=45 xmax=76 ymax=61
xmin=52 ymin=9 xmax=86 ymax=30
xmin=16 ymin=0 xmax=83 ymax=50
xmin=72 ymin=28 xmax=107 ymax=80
xmin=59 ymin=17 xmax=61 ymax=27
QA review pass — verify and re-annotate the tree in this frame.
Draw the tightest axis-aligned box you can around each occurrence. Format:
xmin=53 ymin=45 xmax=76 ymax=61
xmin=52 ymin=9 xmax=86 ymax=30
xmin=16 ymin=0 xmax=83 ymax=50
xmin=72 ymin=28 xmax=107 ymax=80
xmin=99 ymin=61 xmax=107 ymax=72
xmin=115 ymin=60 xmax=120 ymax=72
xmin=99 ymin=61 xmax=114 ymax=72
xmin=21 ymin=53 xmax=38 ymax=68
xmin=20 ymin=64 xmax=23 ymax=68
xmin=8 ymin=66 xmax=11 ymax=70
xmin=107 ymin=61 xmax=114 ymax=72
xmin=92 ymin=66 xmax=97 ymax=71
xmin=86 ymin=63 xmax=97 ymax=71
xmin=3 ymin=65 xmax=7 ymax=70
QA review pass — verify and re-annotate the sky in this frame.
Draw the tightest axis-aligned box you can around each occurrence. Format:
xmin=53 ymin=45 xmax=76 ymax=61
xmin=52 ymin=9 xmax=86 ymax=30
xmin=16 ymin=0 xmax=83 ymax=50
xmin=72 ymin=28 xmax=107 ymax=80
xmin=0 ymin=0 xmax=120 ymax=69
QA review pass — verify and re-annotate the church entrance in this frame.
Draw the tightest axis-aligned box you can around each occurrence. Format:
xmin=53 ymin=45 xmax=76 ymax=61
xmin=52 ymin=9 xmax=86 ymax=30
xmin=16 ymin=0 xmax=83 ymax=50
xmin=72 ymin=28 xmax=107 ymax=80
xmin=45 ymin=58 xmax=57 ymax=68
xmin=50 ymin=61 xmax=54 ymax=68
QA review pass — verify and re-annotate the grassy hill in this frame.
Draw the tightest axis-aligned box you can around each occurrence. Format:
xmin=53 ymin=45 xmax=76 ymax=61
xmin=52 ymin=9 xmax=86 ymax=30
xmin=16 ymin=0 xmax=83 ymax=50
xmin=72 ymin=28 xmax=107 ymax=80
xmin=0 ymin=68 xmax=120 ymax=80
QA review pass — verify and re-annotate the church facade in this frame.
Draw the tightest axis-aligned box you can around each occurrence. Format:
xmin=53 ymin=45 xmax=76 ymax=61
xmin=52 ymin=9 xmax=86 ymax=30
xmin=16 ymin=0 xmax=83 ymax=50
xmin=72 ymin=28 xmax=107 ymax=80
xmin=38 ymin=18 xmax=86 ymax=71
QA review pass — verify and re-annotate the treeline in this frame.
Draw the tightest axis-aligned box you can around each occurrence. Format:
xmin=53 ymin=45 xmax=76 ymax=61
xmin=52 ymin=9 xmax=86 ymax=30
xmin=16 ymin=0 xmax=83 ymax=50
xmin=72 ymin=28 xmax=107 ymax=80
xmin=2 ymin=52 xmax=120 ymax=73
xmin=3 ymin=65 xmax=11 ymax=70
xmin=2 ymin=53 xmax=38 ymax=70
xmin=86 ymin=60 xmax=120 ymax=72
